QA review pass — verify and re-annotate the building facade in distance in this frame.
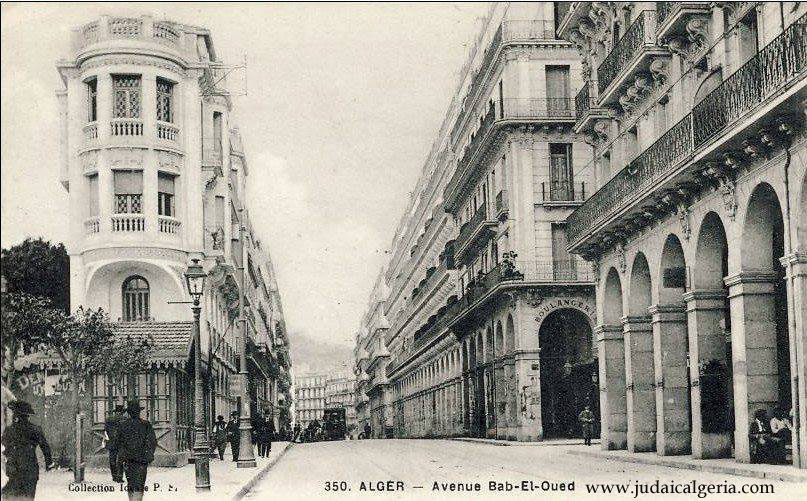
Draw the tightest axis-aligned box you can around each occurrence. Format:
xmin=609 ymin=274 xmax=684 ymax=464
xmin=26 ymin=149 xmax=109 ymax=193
xmin=56 ymin=15 xmax=291 ymax=465
xmin=294 ymin=373 xmax=327 ymax=430
xmin=325 ymin=372 xmax=357 ymax=436
xmin=559 ymin=1 xmax=807 ymax=468
xmin=355 ymin=2 xmax=598 ymax=442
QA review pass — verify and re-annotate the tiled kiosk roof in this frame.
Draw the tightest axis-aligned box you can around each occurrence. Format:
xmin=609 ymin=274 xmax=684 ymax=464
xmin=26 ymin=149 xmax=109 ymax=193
xmin=112 ymin=321 xmax=193 ymax=367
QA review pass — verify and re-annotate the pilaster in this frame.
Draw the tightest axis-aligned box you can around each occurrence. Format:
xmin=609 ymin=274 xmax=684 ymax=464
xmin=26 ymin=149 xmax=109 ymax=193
xmin=684 ymin=289 xmax=733 ymax=459
xmin=725 ymin=271 xmax=778 ymax=463
xmin=781 ymin=252 xmax=807 ymax=469
xmin=596 ymin=324 xmax=627 ymax=450
xmin=650 ymin=303 xmax=691 ymax=456
xmin=622 ymin=315 xmax=656 ymax=452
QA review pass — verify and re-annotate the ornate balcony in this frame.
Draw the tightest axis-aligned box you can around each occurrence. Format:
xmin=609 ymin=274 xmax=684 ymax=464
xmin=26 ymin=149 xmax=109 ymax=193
xmin=83 ymin=122 xmax=98 ymax=143
xmin=444 ymin=258 xmax=594 ymax=332
xmin=444 ymin=98 xmax=576 ymax=212
xmin=110 ymin=118 xmax=143 ymax=137
xmin=655 ymin=2 xmax=712 ymax=45
xmin=567 ymin=15 xmax=806 ymax=252
xmin=84 ymin=216 xmax=100 ymax=235
xmin=539 ymin=181 xmax=587 ymax=207
xmin=111 ymin=213 xmax=145 ymax=232
xmin=454 ymin=205 xmax=497 ymax=263
xmin=158 ymin=216 xmax=181 ymax=234
xmin=72 ymin=16 xmax=190 ymax=59
xmin=156 ymin=122 xmax=179 ymax=142
xmin=597 ymin=10 xmax=669 ymax=104
xmin=574 ymin=81 xmax=609 ymax=133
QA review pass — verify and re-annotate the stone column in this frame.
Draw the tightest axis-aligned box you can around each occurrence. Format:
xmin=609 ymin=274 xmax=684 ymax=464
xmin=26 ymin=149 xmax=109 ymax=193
xmin=623 ymin=315 xmax=656 ymax=452
xmin=504 ymin=357 xmax=517 ymax=440
xmin=514 ymin=349 xmax=541 ymax=441
xmin=684 ymin=290 xmax=733 ymax=459
xmin=650 ymin=303 xmax=691 ymax=455
xmin=596 ymin=324 xmax=627 ymax=450
xmin=495 ymin=357 xmax=506 ymax=439
xmin=781 ymin=253 xmax=807 ymax=469
xmin=725 ymin=271 xmax=781 ymax=463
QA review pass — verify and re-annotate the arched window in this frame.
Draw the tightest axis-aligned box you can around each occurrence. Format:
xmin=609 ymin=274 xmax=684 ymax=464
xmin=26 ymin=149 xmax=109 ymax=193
xmin=122 ymin=275 xmax=149 ymax=321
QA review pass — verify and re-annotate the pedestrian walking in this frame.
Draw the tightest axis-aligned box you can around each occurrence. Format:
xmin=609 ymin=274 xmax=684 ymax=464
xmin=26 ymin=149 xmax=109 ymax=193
xmin=259 ymin=417 xmax=275 ymax=457
xmin=212 ymin=415 xmax=228 ymax=460
xmin=293 ymin=423 xmax=301 ymax=443
xmin=110 ymin=400 xmax=157 ymax=501
xmin=363 ymin=423 xmax=371 ymax=439
xmin=226 ymin=411 xmax=240 ymax=461
xmin=1 ymin=400 xmax=54 ymax=501
xmin=578 ymin=405 xmax=595 ymax=446
xmin=104 ymin=404 xmax=126 ymax=482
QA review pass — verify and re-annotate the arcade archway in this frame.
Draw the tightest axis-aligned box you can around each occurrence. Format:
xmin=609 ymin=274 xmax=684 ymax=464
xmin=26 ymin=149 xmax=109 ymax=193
xmin=538 ymin=308 xmax=598 ymax=439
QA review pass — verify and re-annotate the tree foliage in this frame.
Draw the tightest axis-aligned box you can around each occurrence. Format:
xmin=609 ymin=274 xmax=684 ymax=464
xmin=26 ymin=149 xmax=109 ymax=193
xmin=0 ymin=292 xmax=66 ymax=391
xmin=1 ymin=237 xmax=70 ymax=311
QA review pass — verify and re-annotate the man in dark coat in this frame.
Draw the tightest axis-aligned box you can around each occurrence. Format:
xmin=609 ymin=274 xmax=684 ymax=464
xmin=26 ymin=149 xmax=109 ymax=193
xmin=110 ymin=400 xmax=157 ymax=501
xmin=1 ymin=400 xmax=53 ymax=501
xmin=578 ymin=405 xmax=595 ymax=446
xmin=293 ymin=423 xmax=301 ymax=443
xmin=212 ymin=415 xmax=228 ymax=460
xmin=259 ymin=416 xmax=275 ymax=457
xmin=226 ymin=411 xmax=240 ymax=461
xmin=105 ymin=404 xmax=126 ymax=481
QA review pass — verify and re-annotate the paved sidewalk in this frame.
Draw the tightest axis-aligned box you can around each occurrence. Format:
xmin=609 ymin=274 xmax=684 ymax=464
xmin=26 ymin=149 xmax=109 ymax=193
xmin=566 ymin=446 xmax=807 ymax=483
xmin=451 ymin=436 xmax=601 ymax=447
xmin=32 ymin=441 xmax=292 ymax=500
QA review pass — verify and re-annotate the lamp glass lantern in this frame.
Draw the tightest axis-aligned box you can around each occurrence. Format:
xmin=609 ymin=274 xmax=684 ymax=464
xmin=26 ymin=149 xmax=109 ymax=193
xmin=185 ymin=258 xmax=206 ymax=304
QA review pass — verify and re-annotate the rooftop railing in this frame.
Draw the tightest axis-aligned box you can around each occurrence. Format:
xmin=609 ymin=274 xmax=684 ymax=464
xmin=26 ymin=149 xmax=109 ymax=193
xmin=567 ymin=14 xmax=806 ymax=246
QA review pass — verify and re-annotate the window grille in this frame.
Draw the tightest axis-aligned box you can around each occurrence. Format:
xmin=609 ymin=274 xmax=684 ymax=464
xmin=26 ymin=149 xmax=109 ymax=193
xmin=122 ymin=275 xmax=149 ymax=321
xmin=157 ymin=78 xmax=173 ymax=123
xmin=113 ymin=75 xmax=141 ymax=118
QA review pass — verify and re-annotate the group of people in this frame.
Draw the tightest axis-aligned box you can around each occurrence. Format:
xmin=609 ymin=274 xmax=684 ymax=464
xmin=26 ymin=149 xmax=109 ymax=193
xmin=749 ymin=407 xmax=794 ymax=464
xmin=211 ymin=410 xmax=275 ymax=461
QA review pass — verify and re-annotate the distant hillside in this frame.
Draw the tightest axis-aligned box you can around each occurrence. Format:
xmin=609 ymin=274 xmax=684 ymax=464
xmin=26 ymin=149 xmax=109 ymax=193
xmin=288 ymin=330 xmax=353 ymax=374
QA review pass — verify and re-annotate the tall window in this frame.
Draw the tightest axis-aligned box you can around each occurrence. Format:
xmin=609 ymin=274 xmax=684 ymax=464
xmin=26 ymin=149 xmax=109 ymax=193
xmin=122 ymin=275 xmax=149 ymax=321
xmin=88 ymin=174 xmax=99 ymax=217
xmin=113 ymin=170 xmax=143 ymax=213
xmin=545 ymin=66 xmax=570 ymax=113
xmin=112 ymin=75 xmax=141 ymax=118
xmin=551 ymin=224 xmax=576 ymax=280
xmin=157 ymin=172 xmax=176 ymax=216
xmin=549 ymin=143 xmax=573 ymax=201
xmin=156 ymin=78 xmax=174 ymax=123
xmin=87 ymin=78 xmax=97 ymax=122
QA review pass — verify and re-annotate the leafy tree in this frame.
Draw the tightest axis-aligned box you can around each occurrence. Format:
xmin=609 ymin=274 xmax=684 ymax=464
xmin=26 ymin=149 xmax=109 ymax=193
xmin=1 ymin=237 xmax=70 ymax=311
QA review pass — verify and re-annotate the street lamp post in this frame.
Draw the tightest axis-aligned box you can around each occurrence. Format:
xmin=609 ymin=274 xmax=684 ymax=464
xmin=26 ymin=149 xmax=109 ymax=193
xmin=236 ymin=208 xmax=257 ymax=468
xmin=186 ymin=258 xmax=210 ymax=491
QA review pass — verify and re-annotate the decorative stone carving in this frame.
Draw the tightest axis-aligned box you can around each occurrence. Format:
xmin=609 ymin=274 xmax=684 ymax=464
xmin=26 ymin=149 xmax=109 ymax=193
xmin=593 ymin=119 xmax=611 ymax=143
xmin=157 ymin=151 xmax=181 ymax=171
xmin=525 ymin=290 xmax=545 ymax=308
xmin=718 ymin=176 xmax=737 ymax=220
xmin=81 ymin=150 xmax=98 ymax=172
xmin=665 ymin=16 xmax=710 ymax=63
xmin=614 ymin=241 xmax=626 ymax=274
xmin=677 ymin=204 xmax=691 ymax=240
xmin=686 ymin=16 xmax=710 ymax=48
xmin=108 ymin=148 xmax=145 ymax=169
xmin=591 ymin=261 xmax=600 ymax=285
xmin=649 ymin=58 xmax=670 ymax=86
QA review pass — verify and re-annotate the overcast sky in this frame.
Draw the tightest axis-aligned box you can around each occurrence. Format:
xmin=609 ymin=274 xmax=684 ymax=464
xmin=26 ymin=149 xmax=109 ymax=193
xmin=0 ymin=2 xmax=488 ymax=348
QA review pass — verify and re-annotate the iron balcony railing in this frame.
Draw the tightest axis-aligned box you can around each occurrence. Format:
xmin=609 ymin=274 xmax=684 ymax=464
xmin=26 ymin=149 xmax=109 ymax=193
xmin=501 ymin=98 xmax=574 ymax=118
xmin=540 ymin=181 xmax=587 ymax=202
xmin=598 ymin=10 xmax=657 ymax=95
xmin=567 ymin=15 xmax=806 ymax=246
xmin=575 ymin=82 xmax=592 ymax=122
xmin=450 ymin=20 xmax=559 ymax=146
xmin=454 ymin=205 xmax=492 ymax=257
xmin=655 ymin=2 xmax=679 ymax=27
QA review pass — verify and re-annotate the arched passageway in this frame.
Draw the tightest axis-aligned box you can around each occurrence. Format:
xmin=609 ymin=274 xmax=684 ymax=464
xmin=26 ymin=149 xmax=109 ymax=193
xmin=539 ymin=308 xmax=598 ymax=439
xmin=689 ymin=211 xmax=734 ymax=458
xmin=735 ymin=183 xmax=791 ymax=463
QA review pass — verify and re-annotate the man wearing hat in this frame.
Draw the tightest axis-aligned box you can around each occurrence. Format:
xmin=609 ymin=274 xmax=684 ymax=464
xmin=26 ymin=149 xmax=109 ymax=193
xmin=104 ymin=404 xmax=126 ymax=482
xmin=226 ymin=411 xmax=240 ymax=461
xmin=109 ymin=400 xmax=157 ymax=501
xmin=1 ymin=400 xmax=54 ymax=500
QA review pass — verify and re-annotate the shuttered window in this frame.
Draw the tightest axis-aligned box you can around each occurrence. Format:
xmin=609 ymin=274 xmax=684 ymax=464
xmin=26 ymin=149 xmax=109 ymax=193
xmin=88 ymin=174 xmax=99 ymax=216
xmin=549 ymin=144 xmax=573 ymax=201
xmin=158 ymin=172 xmax=175 ymax=217
xmin=113 ymin=170 xmax=143 ymax=213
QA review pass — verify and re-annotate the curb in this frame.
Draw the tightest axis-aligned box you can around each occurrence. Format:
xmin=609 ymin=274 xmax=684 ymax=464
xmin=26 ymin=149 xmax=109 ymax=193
xmin=566 ymin=449 xmax=807 ymax=483
xmin=231 ymin=442 xmax=294 ymax=500
xmin=450 ymin=437 xmax=601 ymax=447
